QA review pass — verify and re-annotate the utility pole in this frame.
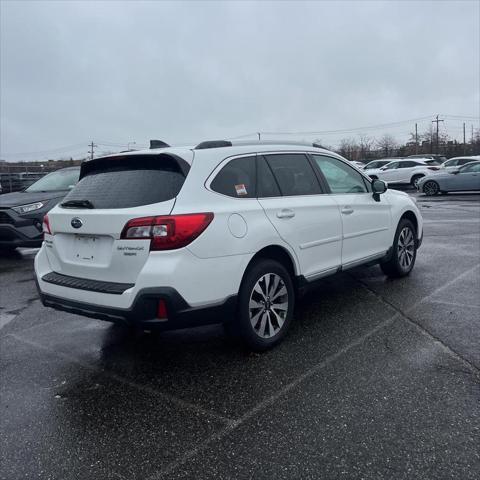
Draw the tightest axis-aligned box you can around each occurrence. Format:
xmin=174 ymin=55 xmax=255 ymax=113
xmin=415 ymin=123 xmax=418 ymax=154
xmin=463 ymin=122 xmax=466 ymax=154
xmin=431 ymin=114 xmax=444 ymax=155
xmin=88 ymin=141 xmax=97 ymax=161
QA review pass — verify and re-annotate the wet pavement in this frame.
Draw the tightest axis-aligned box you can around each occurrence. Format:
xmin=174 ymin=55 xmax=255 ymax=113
xmin=1 ymin=191 xmax=479 ymax=479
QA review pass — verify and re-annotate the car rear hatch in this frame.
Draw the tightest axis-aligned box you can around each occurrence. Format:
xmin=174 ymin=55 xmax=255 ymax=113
xmin=44 ymin=152 xmax=191 ymax=284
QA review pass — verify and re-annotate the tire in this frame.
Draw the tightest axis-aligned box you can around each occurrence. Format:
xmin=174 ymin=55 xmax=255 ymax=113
xmin=232 ymin=258 xmax=295 ymax=351
xmin=411 ymin=175 xmax=424 ymax=188
xmin=422 ymin=180 xmax=440 ymax=196
xmin=381 ymin=219 xmax=417 ymax=278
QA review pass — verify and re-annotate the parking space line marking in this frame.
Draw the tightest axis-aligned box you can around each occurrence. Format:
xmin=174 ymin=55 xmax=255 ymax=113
xmin=352 ymin=264 xmax=480 ymax=377
xmin=7 ymin=333 xmax=235 ymax=426
xmin=146 ymin=315 xmax=398 ymax=480
xmin=0 ymin=313 xmax=16 ymax=330
xmin=429 ymin=299 xmax=480 ymax=310
xmin=410 ymin=263 xmax=480 ymax=307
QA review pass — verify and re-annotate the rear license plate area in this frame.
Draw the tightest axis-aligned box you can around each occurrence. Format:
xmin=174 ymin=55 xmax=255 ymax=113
xmin=74 ymin=235 xmax=98 ymax=262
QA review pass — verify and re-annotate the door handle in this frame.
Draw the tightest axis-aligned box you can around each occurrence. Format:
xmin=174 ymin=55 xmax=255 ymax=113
xmin=276 ymin=209 xmax=295 ymax=219
xmin=341 ymin=206 xmax=354 ymax=215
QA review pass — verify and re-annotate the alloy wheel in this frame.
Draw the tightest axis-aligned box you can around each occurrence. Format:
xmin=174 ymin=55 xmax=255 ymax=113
xmin=249 ymin=273 xmax=288 ymax=339
xmin=397 ymin=227 xmax=415 ymax=270
xmin=423 ymin=181 xmax=439 ymax=196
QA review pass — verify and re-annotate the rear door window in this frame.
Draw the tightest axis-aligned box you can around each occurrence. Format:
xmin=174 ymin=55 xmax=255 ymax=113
xmin=62 ymin=154 xmax=188 ymax=209
xmin=210 ymin=156 xmax=256 ymax=198
xmin=257 ymin=157 xmax=281 ymax=197
xmin=264 ymin=154 xmax=321 ymax=196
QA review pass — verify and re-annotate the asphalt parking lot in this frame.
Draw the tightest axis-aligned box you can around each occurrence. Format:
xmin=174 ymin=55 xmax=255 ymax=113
xmin=1 ymin=191 xmax=479 ymax=480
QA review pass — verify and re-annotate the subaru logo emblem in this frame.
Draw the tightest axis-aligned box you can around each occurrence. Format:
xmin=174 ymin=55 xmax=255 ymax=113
xmin=71 ymin=217 xmax=83 ymax=229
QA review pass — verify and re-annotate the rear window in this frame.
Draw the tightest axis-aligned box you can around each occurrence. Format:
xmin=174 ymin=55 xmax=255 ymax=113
xmin=210 ymin=156 xmax=256 ymax=198
xmin=62 ymin=155 xmax=188 ymax=209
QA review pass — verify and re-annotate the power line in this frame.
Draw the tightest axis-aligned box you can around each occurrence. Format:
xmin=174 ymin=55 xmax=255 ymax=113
xmin=253 ymin=116 xmax=434 ymax=137
xmin=1 ymin=143 xmax=87 ymax=156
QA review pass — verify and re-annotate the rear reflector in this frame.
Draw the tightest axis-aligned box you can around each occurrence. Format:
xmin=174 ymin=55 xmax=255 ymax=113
xmin=121 ymin=213 xmax=214 ymax=250
xmin=157 ymin=300 xmax=168 ymax=319
xmin=42 ymin=214 xmax=52 ymax=235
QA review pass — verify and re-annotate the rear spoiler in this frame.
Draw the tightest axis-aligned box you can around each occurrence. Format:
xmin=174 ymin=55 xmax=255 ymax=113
xmin=79 ymin=153 xmax=190 ymax=180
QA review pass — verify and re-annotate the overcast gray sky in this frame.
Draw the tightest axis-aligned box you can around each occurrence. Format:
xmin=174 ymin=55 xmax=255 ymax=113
xmin=1 ymin=0 xmax=479 ymax=161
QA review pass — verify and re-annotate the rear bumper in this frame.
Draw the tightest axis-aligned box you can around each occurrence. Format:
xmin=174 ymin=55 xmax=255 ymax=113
xmin=36 ymin=279 xmax=237 ymax=330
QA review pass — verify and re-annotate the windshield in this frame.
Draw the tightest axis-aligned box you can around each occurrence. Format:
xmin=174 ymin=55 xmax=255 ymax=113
xmin=26 ymin=168 xmax=80 ymax=192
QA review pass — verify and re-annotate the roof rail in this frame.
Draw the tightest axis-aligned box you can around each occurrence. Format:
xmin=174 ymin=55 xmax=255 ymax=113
xmin=194 ymin=139 xmax=330 ymax=150
xmin=195 ymin=140 xmax=233 ymax=150
xmin=150 ymin=140 xmax=170 ymax=149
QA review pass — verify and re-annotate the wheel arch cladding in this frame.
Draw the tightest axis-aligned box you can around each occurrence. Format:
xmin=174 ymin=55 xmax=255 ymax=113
xmin=245 ymin=245 xmax=297 ymax=281
xmin=400 ymin=210 xmax=418 ymax=234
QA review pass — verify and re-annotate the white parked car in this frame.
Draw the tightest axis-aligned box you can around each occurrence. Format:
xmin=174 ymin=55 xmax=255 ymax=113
xmin=363 ymin=159 xmax=399 ymax=171
xmin=349 ymin=160 xmax=365 ymax=169
xmin=35 ymin=140 xmax=423 ymax=351
xmin=441 ymin=155 xmax=480 ymax=172
xmin=367 ymin=158 xmax=441 ymax=188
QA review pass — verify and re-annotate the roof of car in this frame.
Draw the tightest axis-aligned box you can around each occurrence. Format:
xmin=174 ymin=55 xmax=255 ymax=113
xmin=445 ymin=155 xmax=480 ymax=161
xmin=91 ymin=141 xmax=338 ymax=166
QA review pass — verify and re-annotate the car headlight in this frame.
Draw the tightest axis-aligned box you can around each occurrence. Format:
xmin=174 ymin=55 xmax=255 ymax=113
xmin=12 ymin=201 xmax=45 ymax=214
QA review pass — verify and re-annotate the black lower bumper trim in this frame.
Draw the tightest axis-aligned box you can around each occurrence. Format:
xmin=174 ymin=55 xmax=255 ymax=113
xmin=42 ymin=272 xmax=134 ymax=295
xmin=36 ymin=281 xmax=237 ymax=330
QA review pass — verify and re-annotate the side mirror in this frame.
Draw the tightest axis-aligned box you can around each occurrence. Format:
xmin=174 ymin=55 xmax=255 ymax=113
xmin=450 ymin=168 xmax=460 ymax=174
xmin=372 ymin=179 xmax=387 ymax=201
xmin=380 ymin=166 xmax=387 ymax=170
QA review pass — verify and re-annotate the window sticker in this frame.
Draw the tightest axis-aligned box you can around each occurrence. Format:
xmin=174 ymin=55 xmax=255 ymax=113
xmin=235 ymin=184 xmax=248 ymax=196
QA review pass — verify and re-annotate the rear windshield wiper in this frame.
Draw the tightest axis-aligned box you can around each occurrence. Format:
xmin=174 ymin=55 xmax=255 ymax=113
xmin=61 ymin=199 xmax=95 ymax=209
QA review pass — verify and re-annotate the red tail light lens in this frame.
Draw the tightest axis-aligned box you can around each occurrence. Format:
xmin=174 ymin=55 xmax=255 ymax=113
xmin=42 ymin=214 xmax=52 ymax=235
xmin=121 ymin=213 xmax=214 ymax=250
xmin=157 ymin=300 xmax=168 ymax=319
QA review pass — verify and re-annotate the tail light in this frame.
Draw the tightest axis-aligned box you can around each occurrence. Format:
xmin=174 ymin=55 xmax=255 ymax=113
xmin=157 ymin=300 xmax=168 ymax=319
xmin=121 ymin=213 xmax=214 ymax=250
xmin=42 ymin=214 xmax=52 ymax=235
xmin=427 ymin=166 xmax=440 ymax=171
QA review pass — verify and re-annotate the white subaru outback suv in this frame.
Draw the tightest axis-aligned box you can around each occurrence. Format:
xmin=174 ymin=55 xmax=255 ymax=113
xmin=35 ymin=140 xmax=423 ymax=351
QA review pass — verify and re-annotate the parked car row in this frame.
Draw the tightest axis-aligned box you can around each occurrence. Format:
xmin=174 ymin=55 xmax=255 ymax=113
xmin=362 ymin=155 xmax=480 ymax=192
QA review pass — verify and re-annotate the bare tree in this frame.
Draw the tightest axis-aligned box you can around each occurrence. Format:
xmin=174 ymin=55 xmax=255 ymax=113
xmin=337 ymin=137 xmax=359 ymax=160
xmin=358 ymin=133 xmax=375 ymax=159
xmin=376 ymin=134 xmax=398 ymax=157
